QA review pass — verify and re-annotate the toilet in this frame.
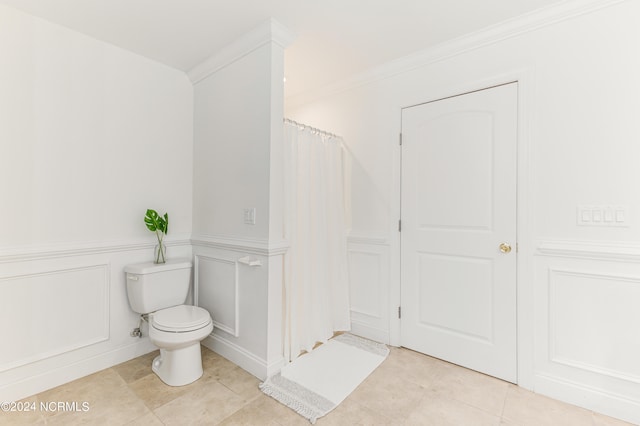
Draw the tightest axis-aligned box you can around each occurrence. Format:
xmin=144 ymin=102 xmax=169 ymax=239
xmin=124 ymin=259 xmax=213 ymax=386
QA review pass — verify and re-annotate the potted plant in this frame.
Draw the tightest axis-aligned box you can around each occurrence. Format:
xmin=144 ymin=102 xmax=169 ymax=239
xmin=144 ymin=209 xmax=168 ymax=263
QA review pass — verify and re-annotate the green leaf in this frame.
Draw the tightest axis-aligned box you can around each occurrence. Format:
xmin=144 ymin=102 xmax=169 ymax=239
xmin=144 ymin=209 xmax=168 ymax=235
xmin=162 ymin=213 xmax=169 ymax=234
xmin=144 ymin=209 xmax=160 ymax=232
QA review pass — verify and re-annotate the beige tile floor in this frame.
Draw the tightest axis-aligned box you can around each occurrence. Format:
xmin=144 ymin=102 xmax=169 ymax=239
xmin=2 ymin=346 xmax=634 ymax=426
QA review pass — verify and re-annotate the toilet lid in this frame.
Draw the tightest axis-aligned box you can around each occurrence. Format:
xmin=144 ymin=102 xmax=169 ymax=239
xmin=152 ymin=305 xmax=211 ymax=332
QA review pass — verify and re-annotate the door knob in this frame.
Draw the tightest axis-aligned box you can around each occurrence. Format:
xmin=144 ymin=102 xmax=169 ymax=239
xmin=499 ymin=243 xmax=512 ymax=253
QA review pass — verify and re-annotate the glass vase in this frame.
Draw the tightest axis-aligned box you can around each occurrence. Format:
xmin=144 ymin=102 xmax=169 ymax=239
xmin=154 ymin=241 xmax=167 ymax=264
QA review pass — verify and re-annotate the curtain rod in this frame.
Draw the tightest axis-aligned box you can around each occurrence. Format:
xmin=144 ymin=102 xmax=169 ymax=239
xmin=284 ymin=118 xmax=342 ymax=140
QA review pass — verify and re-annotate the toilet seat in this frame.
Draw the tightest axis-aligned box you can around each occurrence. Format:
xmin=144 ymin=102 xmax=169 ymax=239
xmin=152 ymin=305 xmax=211 ymax=332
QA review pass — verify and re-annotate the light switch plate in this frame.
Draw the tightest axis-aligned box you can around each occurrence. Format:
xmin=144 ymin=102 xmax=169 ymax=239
xmin=577 ymin=205 xmax=629 ymax=227
xmin=243 ymin=208 xmax=256 ymax=225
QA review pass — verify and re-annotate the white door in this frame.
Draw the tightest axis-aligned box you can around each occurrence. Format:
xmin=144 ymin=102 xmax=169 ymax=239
xmin=400 ymin=83 xmax=518 ymax=382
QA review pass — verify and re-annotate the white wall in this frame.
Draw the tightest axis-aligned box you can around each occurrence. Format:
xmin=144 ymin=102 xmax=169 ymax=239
xmin=286 ymin=1 xmax=640 ymax=423
xmin=191 ymin=20 xmax=292 ymax=379
xmin=0 ymin=5 xmax=194 ymax=401
xmin=192 ymin=46 xmax=272 ymax=240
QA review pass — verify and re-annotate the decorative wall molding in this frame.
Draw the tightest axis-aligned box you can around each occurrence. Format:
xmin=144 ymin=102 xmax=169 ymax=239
xmin=191 ymin=233 xmax=289 ymax=257
xmin=547 ymin=267 xmax=640 ymax=384
xmin=347 ymin=232 xmax=390 ymax=246
xmin=535 ymin=239 xmax=640 ymax=262
xmin=0 ymin=263 xmax=110 ymax=372
xmin=0 ymin=240 xmax=193 ymax=403
xmin=533 ymin=256 xmax=640 ymax=424
xmin=347 ymin=236 xmax=390 ymax=344
xmin=552 ymin=355 xmax=640 ymax=385
xmin=348 ymin=249 xmax=384 ymax=319
xmin=195 ymin=254 xmax=240 ymax=337
xmin=188 ymin=18 xmax=295 ymax=84
xmin=0 ymin=236 xmax=192 ymax=263
xmin=286 ymin=0 xmax=626 ymax=108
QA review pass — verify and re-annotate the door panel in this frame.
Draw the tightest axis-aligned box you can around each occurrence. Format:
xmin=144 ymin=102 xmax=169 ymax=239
xmin=400 ymin=83 xmax=518 ymax=382
xmin=417 ymin=253 xmax=494 ymax=342
xmin=415 ymin=111 xmax=494 ymax=230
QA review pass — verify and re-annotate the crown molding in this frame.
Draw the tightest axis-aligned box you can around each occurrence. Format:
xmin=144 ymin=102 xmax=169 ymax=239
xmin=286 ymin=0 xmax=626 ymax=108
xmin=188 ymin=18 xmax=295 ymax=85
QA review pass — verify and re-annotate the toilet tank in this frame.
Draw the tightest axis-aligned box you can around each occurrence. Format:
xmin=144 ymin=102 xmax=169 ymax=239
xmin=124 ymin=259 xmax=192 ymax=314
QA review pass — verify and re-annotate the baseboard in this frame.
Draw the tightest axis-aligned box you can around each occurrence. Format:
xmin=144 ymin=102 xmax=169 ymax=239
xmin=0 ymin=339 xmax=156 ymax=403
xmin=202 ymin=334 xmax=281 ymax=381
xmin=535 ymin=373 xmax=640 ymax=425
xmin=350 ymin=321 xmax=390 ymax=345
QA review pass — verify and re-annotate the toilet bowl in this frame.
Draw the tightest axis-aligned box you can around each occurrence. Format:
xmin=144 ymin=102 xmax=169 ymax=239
xmin=149 ymin=305 xmax=213 ymax=386
xmin=124 ymin=260 xmax=213 ymax=387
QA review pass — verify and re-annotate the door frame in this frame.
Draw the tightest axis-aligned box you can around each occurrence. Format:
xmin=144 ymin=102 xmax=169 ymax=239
xmin=389 ymin=69 xmax=535 ymax=389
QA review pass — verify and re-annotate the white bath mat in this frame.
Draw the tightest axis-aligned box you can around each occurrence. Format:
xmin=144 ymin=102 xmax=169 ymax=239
xmin=259 ymin=333 xmax=389 ymax=424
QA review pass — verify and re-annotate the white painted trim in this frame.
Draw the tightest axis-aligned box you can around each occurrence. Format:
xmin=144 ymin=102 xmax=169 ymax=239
xmin=536 ymin=239 xmax=640 ymax=261
xmin=389 ymin=100 xmax=403 ymax=349
xmin=535 ymin=372 xmax=640 ymax=425
xmin=268 ymin=19 xmax=297 ymax=49
xmin=188 ymin=18 xmax=295 ymax=84
xmin=348 ymin=251 xmax=385 ymax=320
xmin=347 ymin=232 xmax=390 ymax=246
xmin=547 ymin=267 xmax=640 ymax=384
xmin=285 ymin=0 xmax=626 ymax=108
xmin=350 ymin=321 xmax=389 ymax=345
xmin=0 ymin=339 xmax=157 ymax=403
xmin=0 ymin=235 xmax=192 ymax=263
xmin=194 ymin=254 xmax=240 ymax=337
xmin=202 ymin=334 xmax=284 ymax=381
xmin=552 ymin=355 xmax=640 ymax=385
xmin=347 ymin=236 xmax=391 ymax=343
xmin=511 ymin=68 xmax=536 ymax=391
xmin=0 ymin=263 xmax=111 ymax=373
xmin=350 ymin=307 xmax=382 ymax=321
xmin=191 ymin=233 xmax=289 ymax=256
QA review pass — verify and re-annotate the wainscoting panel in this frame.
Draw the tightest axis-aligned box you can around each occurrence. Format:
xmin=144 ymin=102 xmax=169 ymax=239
xmin=0 ymin=238 xmax=192 ymax=403
xmin=0 ymin=263 xmax=109 ymax=372
xmin=548 ymin=268 xmax=640 ymax=383
xmin=347 ymin=235 xmax=390 ymax=343
xmin=195 ymin=254 xmax=239 ymax=337
xmin=191 ymin=235 xmax=286 ymax=380
xmin=534 ymin=240 xmax=640 ymax=424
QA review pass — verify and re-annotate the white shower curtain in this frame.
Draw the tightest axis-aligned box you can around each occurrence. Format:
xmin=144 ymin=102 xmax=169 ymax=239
xmin=283 ymin=120 xmax=351 ymax=362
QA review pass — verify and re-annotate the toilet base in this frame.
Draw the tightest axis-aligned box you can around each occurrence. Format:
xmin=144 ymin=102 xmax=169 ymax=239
xmin=152 ymin=343 xmax=203 ymax=386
